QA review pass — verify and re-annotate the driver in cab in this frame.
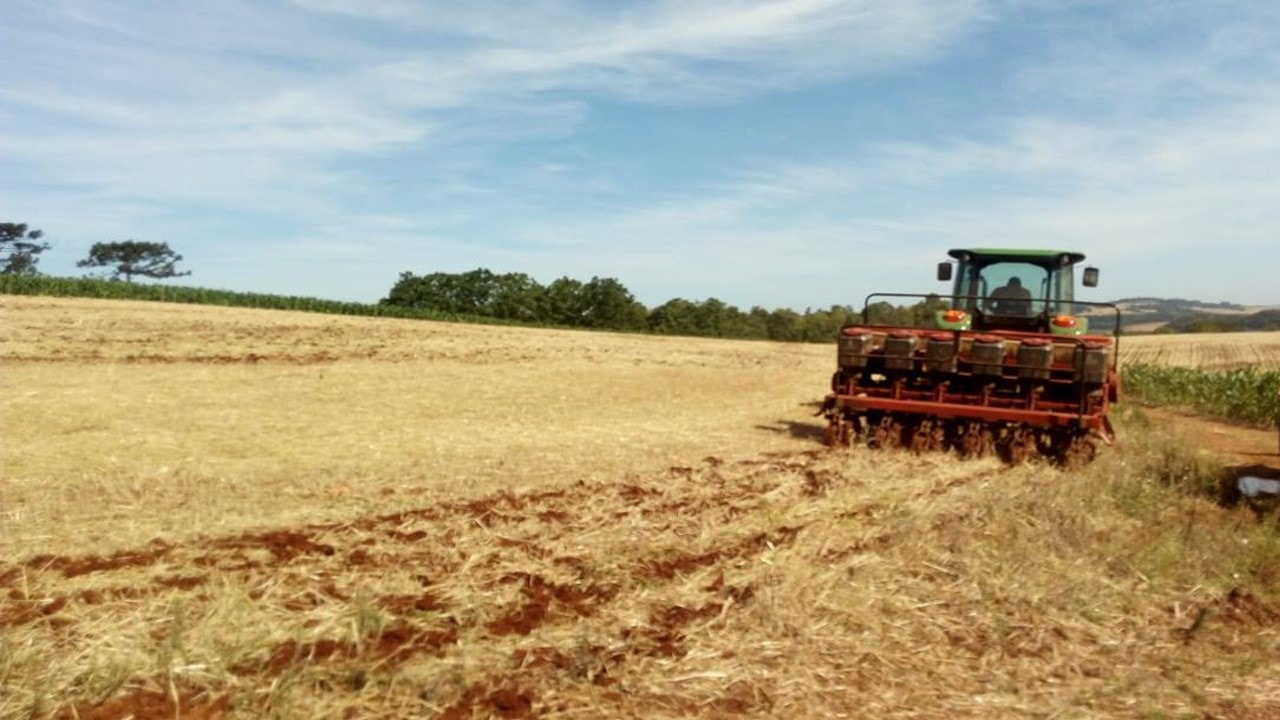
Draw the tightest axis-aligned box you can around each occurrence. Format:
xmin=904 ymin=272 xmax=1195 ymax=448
xmin=989 ymin=277 xmax=1032 ymax=316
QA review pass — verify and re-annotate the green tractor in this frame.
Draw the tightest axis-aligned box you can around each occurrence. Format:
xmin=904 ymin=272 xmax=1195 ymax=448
xmin=821 ymin=248 xmax=1121 ymax=467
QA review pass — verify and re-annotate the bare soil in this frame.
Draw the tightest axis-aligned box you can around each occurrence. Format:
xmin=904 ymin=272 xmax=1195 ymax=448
xmin=1139 ymin=405 xmax=1280 ymax=479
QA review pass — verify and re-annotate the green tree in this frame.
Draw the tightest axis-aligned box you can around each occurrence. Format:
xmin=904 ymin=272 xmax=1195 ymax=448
xmin=692 ymin=298 xmax=730 ymax=337
xmin=382 ymin=269 xmax=539 ymax=318
xmin=78 ymin=241 xmax=191 ymax=282
xmin=723 ymin=305 xmax=768 ymax=339
xmin=489 ymin=272 xmax=545 ymax=322
xmin=382 ymin=271 xmax=435 ymax=308
xmin=544 ymin=276 xmax=587 ymax=325
xmin=452 ymin=268 xmax=498 ymax=315
xmin=0 ymin=223 xmax=51 ymax=275
xmin=796 ymin=305 xmax=859 ymax=342
xmin=648 ymin=298 xmax=700 ymax=335
xmin=763 ymin=307 xmax=801 ymax=341
xmin=864 ymin=301 xmax=900 ymax=326
xmin=579 ymin=276 xmax=647 ymax=330
xmin=911 ymin=294 xmax=948 ymax=326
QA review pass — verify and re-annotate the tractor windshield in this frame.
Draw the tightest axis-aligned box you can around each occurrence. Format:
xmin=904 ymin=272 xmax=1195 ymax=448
xmin=982 ymin=262 xmax=1046 ymax=317
xmin=944 ymin=249 xmax=1084 ymax=329
xmin=956 ymin=261 xmax=1052 ymax=317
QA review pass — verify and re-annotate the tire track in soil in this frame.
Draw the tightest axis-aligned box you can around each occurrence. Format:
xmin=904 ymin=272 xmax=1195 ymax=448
xmin=5 ymin=450 xmax=997 ymax=717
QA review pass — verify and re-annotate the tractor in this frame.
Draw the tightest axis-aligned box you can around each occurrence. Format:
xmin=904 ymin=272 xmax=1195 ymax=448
xmin=820 ymin=248 xmax=1121 ymax=467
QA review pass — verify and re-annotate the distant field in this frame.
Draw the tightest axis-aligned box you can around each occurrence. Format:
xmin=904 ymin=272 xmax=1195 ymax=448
xmin=3 ymin=296 xmax=1279 ymax=719
xmin=1119 ymin=330 xmax=1280 ymax=370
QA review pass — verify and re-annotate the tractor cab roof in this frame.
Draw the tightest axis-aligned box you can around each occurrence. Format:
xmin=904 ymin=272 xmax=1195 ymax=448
xmin=947 ymin=248 xmax=1086 ymax=267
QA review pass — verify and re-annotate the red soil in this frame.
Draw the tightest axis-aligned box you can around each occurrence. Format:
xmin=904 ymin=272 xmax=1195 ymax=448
xmin=56 ymin=689 xmax=229 ymax=720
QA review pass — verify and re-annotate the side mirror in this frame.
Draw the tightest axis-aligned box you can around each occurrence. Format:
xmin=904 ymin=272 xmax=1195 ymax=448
xmin=936 ymin=262 xmax=953 ymax=282
xmin=1082 ymin=267 xmax=1099 ymax=287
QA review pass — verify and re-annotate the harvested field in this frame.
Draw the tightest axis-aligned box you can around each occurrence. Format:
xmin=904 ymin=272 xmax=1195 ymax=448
xmin=1119 ymin=331 xmax=1280 ymax=370
xmin=1 ymin=296 xmax=829 ymax=556
xmin=3 ymin=296 xmax=1280 ymax=719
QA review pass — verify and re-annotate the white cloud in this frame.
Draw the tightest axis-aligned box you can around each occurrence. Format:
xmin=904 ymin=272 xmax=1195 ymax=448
xmin=3 ymin=0 xmax=988 ymax=224
xmin=482 ymin=7 xmax=1280 ymax=307
xmin=3 ymin=0 xmax=1277 ymax=306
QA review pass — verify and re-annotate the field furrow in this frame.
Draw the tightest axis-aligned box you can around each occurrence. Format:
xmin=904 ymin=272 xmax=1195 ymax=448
xmin=3 ymin=448 xmax=1005 ymax=718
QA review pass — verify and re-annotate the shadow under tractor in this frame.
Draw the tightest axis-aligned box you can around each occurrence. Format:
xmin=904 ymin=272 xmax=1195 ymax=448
xmin=820 ymin=248 xmax=1121 ymax=468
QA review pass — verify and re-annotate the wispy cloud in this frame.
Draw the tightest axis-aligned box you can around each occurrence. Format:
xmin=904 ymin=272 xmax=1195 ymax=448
xmin=2 ymin=0 xmax=1277 ymax=306
xmin=3 ymin=1 xmax=987 ymax=224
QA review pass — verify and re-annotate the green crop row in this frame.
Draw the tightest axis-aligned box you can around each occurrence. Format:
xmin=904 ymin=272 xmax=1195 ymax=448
xmin=0 ymin=275 xmax=519 ymax=326
xmin=1122 ymin=363 xmax=1280 ymax=427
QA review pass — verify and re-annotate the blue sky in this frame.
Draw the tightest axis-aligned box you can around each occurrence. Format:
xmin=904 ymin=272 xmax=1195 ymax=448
xmin=3 ymin=0 xmax=1278 ymax=309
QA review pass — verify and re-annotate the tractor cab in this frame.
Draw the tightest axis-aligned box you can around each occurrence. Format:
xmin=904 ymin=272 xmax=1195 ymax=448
xmin=936 ymin=249 xmax=1099 ymax=334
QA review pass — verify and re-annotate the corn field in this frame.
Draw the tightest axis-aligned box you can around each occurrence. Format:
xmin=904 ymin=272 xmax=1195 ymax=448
xmin=1122 ymin=363 xmax=1280 ymax=427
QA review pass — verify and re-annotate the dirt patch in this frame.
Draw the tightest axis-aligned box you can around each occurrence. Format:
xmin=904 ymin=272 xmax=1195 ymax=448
xmin=55 ymin=689 xmax=229 ymax=720
xmin=236 ymin=622 xmax=460 ymax=678
xmin=380 ymin=591 xmax=448 ymax=615
xmin=0 ymin=567 xmax=20 ymax=588
xmin=1140 ymin=406 xmax=1280 ymax=471
xmin=501 ymin=573 xmax=617 ymax=614
xmin=485 ymin=573 xmax=620 ymax=637
xmin=25 ymin=540 xmax=173 ymax=578
xmin=439 ymin=684 xmax=536 ymax=720
xmin=1213 ymin=587 xmax=1280 ymax=627
xmin=155 ymin=573 xmax=208 ymax=590
xmin=640 ymin=525 xmax=803 ymax=580
xmin=0 ymin=594 xmax=69 ymax=628
xmin=211 ymin=529 xmax=336 ymax=562
xmin=511 ymin=645 xmax=622 ymax=686
xmin=76 ymin=586 xmax=148 ymax=604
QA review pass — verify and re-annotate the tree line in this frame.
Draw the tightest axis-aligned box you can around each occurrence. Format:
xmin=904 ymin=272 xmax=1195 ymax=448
xmin=1 ymin=222 xmax=189 ymax=281
xmin=1155 ymin=309 xmax=1280 ymax=334
xmin=3 ymin=219 xmax=945 ymax=342
xmin=382 ymin=269 xmax=945 ymax=341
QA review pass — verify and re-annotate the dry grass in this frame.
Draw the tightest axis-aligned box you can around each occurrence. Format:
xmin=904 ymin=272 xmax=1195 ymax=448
xmin=3 ymin=296 xmax=1279 ymax=719
xmin=1 ymin=296 xmax=828 ymax=557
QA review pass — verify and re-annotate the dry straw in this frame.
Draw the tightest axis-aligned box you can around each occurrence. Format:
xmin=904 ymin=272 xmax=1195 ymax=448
xmin=2 ymin=296 xmax=1279 ymax=719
